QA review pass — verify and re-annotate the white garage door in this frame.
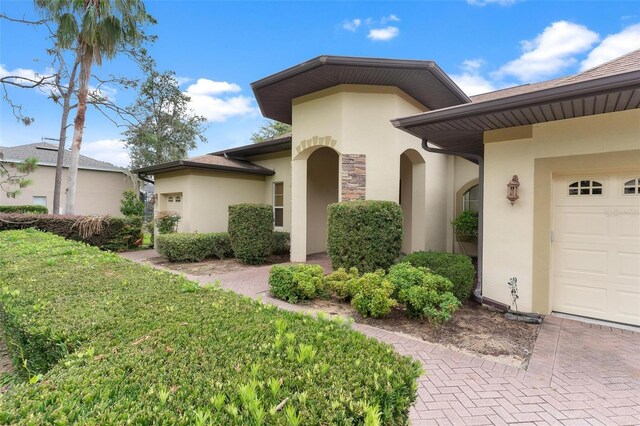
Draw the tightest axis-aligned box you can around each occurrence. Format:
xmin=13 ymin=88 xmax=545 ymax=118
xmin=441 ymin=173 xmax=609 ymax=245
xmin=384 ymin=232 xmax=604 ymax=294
xmin=553 ymin=173 xmax=640 ymax=326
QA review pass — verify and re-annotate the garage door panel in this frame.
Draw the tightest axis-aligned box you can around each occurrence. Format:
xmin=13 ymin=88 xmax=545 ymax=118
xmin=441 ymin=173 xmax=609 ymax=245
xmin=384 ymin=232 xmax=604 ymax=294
xmin=553 ymin=172 xmax=640 ymax=326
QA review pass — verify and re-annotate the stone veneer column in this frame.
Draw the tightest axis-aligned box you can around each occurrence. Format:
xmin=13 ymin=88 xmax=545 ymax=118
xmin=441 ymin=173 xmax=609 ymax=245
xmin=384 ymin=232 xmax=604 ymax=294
xmin=341 ymin=154 xmax=366 ymax=201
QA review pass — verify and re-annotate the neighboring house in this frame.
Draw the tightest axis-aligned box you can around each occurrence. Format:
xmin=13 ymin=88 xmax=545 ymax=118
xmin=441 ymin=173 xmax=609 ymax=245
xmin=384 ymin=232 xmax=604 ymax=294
xmin=138 ymin=50 xmax=640 ymax=326
xmin=0 ymin=142 xmax=138 ymax=215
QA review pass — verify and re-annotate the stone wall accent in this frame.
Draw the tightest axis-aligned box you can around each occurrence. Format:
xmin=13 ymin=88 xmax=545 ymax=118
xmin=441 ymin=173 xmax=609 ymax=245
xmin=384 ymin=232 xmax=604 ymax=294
xmin=341 ymin=154 xmax=366 ymax=201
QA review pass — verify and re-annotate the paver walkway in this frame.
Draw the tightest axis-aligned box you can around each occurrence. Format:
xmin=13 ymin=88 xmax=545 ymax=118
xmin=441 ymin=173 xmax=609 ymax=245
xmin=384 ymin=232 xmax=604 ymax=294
xmin=122 ymin=250 xmax=640 ymax=425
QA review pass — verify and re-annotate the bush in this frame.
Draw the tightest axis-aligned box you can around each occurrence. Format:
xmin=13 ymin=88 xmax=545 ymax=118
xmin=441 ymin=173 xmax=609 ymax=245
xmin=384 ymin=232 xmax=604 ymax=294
xmin=228 ymin=203 xmax=273 ymax=265
xmin=269 ymin=264 xmax=325 ymax=303
xmin=0 ymin=230 xmax=421 ymax=424
xmin=272 ymin=231 xmax=290 ymax=255
xmin=0 ymin=213 xmax=141 ymax=251
xmin=324 ymin=267 xmax=360 ymax=301
xmin=387 ymin=262 xmax=431 ymax=300
xmin=156 ymin=232 xmax=233 ymax=262
xmin=451 ymin=211 xmax=479 ymax=242
xmin=0 ymin=205 xmax=48 ymax=214
xmin=155 ymin=211 xmax=180 ymax=234
xmin=402 ymin=252 xmax=476 ymax=301
xmin=327 ymin=201 xmax=403 ymax=273
xmin=350 ymin=271 xmax=397 ymax=318
xmin=119 ymin=190 xmax=144 ymax=217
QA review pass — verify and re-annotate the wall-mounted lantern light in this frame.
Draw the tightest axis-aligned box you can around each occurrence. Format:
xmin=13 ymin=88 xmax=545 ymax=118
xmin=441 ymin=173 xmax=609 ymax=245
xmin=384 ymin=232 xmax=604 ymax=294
xmin=507 ymin=175 xmax=520 ymax=205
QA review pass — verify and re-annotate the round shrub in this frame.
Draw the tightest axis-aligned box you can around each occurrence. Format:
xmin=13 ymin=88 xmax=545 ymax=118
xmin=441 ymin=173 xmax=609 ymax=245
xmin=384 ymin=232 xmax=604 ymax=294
xmin=327 ymin=200 xmax=403 ymax=273
xmin=228 ymin=203 xmax=273 ymax=265
xmin=324 ymin=267 xmax=360 ymax=301
xmin=402 ymin=251 xmax=475 ymax=301
xmin=350 ymin=271 xmax=397 ymax=318
xmin=269 ymin=264 xmax=325 ymax=303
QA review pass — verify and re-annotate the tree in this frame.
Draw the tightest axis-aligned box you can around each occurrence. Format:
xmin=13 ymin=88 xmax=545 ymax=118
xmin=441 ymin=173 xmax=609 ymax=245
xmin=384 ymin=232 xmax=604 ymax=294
xmin=35 ymin=0 xmax=153 ymax=214
xmin=0 ymin=151 xmax=38 ymax=199
xmin=120 ymin=190 xmax=144 ymax=217
xmin=124 ymin=69 xmax=207 ymax=169
xmin=250 ymin=120 xmax=291 ymax=143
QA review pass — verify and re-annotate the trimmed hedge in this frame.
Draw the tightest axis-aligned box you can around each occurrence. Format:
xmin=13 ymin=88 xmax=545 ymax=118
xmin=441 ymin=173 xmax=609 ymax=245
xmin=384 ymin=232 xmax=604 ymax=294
xmin=0 ymin=205 xmax=48 ymax=214
xmin=327 ymin=201 xmax=403 ymax=273
xmin=402 ymin=251 xmax=476 ymax=301
xmin=0 ymin=230 xmax=421 ymax=424
xmin=269 ymin=264 xmax=325 ymax=303
xmin=272 ymin=231 xmax=290 ymax=256
xmin=156 ymin=232 xmax=233 ymax=262
xmin=0 ymin=213 xmax=141 ymax=251
xmin=228 ymin=203 xmax=273 ymax=265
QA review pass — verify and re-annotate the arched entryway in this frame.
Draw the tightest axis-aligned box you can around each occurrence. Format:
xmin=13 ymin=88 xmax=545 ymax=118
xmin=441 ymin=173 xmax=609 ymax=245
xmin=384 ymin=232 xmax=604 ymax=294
xmin=307 ymin=147 xmax=339 ymax=254
xmin=399 ymin=149 xmax=426 ymax=254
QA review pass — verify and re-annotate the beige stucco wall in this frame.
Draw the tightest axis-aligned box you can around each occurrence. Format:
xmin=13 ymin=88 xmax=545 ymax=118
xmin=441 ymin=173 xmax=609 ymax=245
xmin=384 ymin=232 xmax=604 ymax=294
xmin=251 ymin=152 xmax=293 ymax=232
xmin=290 ymin=84 xmax=454 ymax=261
xmin=482 ymin=109 xmax=640 ymax=312
xmin=0 ymin=165 xmax=135 ymax=216
xmin=153 ymin=169 xmax=266 ymax=233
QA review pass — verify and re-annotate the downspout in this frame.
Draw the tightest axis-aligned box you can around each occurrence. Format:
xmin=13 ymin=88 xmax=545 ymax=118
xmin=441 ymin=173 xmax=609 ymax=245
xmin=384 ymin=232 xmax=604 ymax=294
xmin=421 ymin=139 xmax=489 ymax=306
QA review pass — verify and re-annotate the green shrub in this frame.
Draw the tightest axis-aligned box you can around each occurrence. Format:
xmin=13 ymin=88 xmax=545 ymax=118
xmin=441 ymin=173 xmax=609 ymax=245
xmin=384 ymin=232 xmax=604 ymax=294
xmin=387 ymin=262 xmax=431 ymax=300
xmin=119 ymin=190 xmax=144 ymax=217
xmin=324 ymin=267 xmax=360 ymax=301
xmin=0 ymin=205 xmax=48 ymax=214
xmin=272 ymin=231 xmax=290 ymax=255
xmin=228 ymin=204 xmax=273 ymax=265
xmin=402 ymin=251 xmax=475 ymax=301
xmin=0 ymin=230 xmax=421 ymax=424
xmin=0 ymin=213 xmax=141 ymax=251
xmin=156 ymin=232 xmax=233 ymax=262
xmin=155 ymin=211 xmax=181 ymax=234
xmin=269 ymin=264 xmax=325 ymax=303
xmin=451 ymin=211 xmax=479 ymax=242
xmin=327 ymin=201 xmax=403 ymax=273
xmin=350 ymin=271 xmax=397 ymax=318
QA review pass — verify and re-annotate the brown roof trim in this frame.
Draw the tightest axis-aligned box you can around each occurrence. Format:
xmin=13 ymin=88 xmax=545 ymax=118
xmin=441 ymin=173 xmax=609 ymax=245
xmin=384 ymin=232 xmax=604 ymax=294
xmin=133 ymin=160 xmax=275 ymax=176
xmin=393 ymin=69 xmax=640 ymax=130
xmin=208 ymin=134 xmax=291 ymax=158
xmin=252 ymin=55 xmax=470 ymax=124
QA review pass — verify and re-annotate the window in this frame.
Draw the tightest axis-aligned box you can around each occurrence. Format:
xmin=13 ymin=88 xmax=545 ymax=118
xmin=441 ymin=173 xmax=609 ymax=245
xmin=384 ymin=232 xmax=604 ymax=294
xmin=623 ymin=178 xmax=640 ymax=195
xmin=168 ymin=196 xmax=174 ymax=203
xmin=568 ymin=180 xmax=602 ymax=196
xmin=32 ymin=196 xmax=47 ymax=206
xmin=273 ymin=182 xmax=284 ymax=227
xmin=462 ymin=185 xmax=480 ymax=212
xmin=174 ymin=195 xmax=181 ymax=202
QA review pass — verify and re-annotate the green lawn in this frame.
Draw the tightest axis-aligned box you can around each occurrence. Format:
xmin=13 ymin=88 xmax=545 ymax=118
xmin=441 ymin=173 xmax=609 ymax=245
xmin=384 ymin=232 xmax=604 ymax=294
xmin=0 ymin=230 xmax=421 ymax=425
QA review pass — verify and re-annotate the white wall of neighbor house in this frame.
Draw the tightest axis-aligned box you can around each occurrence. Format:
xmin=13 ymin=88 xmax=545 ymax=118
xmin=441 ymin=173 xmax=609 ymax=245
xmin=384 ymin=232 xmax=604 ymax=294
xmin=0 ymin=165 xmax=134 ymax=216
xmin=290 ymin=84 xmax=455 ymax=261
xmin=482 ymin=109 xmax=640 ymax=314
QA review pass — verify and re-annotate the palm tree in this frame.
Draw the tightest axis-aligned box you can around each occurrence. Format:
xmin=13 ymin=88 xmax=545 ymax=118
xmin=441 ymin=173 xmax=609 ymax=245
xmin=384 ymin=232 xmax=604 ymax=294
xmin=35 ymin=0 xmax=152 ymax=214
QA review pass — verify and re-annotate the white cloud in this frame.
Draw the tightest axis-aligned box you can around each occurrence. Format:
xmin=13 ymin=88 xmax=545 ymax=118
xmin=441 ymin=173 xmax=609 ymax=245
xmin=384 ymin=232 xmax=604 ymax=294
xmin=494 ymin=21 xmax=599 ymax=82
xmin=186 ymin=93 xmax=256 ymax=122
xmin=0 ymin=64 xmax=55 ymax=95
xmin=185 ymin=78 xmax=241 ymax=96
xmin=381 ymin=14 xmax=400 ymax=24
xmin=342 ymin=18 xmax=361 ymax=32
xmin=467 ymin=0 xmax=518 ymax=5
xmin=88 ymin=84 xmax=117 ymax=101
xmin=450 ymin=59 xmax=498 ymax=96
xmin=175 ymin=76 xmax=193 ymax=86
xmin=82 ymin=139 xmax=130 ymax=168
xmin=580 ymin=23 xmax=640 ymax=71
xmin=368 ymin=26 xmax=399 ymax=41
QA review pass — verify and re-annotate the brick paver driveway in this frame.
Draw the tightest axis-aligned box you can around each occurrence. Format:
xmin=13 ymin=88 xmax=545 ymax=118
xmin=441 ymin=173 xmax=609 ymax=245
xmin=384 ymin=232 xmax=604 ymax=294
xmin=123 ymin=250 xmax=640 ymax=425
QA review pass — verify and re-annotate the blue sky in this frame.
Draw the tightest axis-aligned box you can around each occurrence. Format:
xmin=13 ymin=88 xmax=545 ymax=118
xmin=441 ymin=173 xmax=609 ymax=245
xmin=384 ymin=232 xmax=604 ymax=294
xmin=1 ymin=0 xmax=639 ymax=167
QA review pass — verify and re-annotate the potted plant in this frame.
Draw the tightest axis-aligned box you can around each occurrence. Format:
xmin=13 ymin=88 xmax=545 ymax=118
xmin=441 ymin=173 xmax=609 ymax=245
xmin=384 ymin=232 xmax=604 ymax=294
xmin=451 ymin=211 xmax=478 ymax=256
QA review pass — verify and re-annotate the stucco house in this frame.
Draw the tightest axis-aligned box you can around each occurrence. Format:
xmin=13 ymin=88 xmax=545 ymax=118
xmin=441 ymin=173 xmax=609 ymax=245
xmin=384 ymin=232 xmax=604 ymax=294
xmin=0 ymin=142 xmax=138 ymax=215
xmin=138 ymin=50 xmax=640 ymax=326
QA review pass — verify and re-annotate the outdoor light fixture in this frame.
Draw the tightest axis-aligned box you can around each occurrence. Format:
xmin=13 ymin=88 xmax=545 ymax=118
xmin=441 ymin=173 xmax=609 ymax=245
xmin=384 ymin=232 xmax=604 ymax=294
xmin=507 ymin=175 xmax=520 ymax=205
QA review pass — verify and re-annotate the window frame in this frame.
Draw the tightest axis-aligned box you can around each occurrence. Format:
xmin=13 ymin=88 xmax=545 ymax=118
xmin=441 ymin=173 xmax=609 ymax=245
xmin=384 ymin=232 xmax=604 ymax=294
xmin=567 ymin=179 xmax=604 ymax=196
xmin=273 ymin=182 xmax=284 ymax=228
xmin=622 ymin=177 xmax=640 ymax=196
xmin=462 ymin=184 xmax=480 ymax=213
xmin=32 ymin=196 xmax=47 ymax=207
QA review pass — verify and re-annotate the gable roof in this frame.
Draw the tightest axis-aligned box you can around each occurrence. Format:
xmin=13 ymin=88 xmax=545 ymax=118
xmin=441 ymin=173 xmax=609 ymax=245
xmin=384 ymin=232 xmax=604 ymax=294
xmin=134 ymin=153 xmax=276 ymax=176
xmin=209 ymin=134 xmax=291 ymax=158
xmin=252 ymin=55 xmax=470 ymax=124
xmin=393 ymin=49 xmax=640 ymax=157
xmin=0 ymin=142 xmax=124 ymax=172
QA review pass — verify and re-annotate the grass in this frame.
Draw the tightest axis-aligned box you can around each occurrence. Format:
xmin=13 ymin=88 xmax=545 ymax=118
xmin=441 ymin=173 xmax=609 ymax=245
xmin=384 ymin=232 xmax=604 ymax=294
xmin=0 ymin=229 xmax=421 ymax=424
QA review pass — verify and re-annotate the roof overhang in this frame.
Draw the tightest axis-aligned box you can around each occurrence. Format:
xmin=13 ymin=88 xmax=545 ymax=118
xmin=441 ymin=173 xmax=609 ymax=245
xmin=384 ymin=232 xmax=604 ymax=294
xmin=252 ymin=55 xmax=471 ymax=124
xmin=209 ymin=135 xmax=291 ymax=158
xmin=133 ymin=160 xmax=275 ymax=176
xmin=392 ymin=70 xmax=640 ymax=157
